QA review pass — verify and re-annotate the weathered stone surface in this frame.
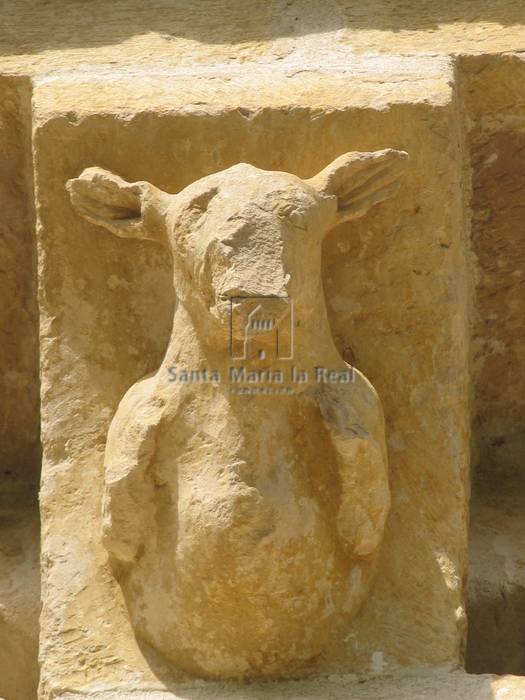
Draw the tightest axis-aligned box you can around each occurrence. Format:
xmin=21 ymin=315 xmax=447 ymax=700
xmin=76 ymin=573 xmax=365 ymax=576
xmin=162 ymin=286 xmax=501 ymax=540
xmin=2 ymin=2 xmax=525 ymax=696
xmin=3 ymin=1 xmax=525 ymax=76
xmin=0 ymin=501 xmax=40 ymax=700
xmin=467 ymin=474 xmax=525 ymax=676
xmin=65 ymin=149 xmax=405 ymax=678
xmin=459 ymin=56 xmax=525 ymax=675
xmin=0 ymin=75 xmax=40 ymax=493
xmin=0 ymin=74 xmax=41 ymax=700
xmin=33 ymin=61 xmax=470 ymax=696
xmin=54 ymin=669 xmax=525 ymax=700
xmin=461 ymin=55 xmax=525 ymax=481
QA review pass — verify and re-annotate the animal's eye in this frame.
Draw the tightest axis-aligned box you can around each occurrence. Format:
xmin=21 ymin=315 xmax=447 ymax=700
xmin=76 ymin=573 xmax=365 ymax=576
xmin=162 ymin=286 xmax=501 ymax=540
xmin=188 ymin=186 xmax=219 ymax=212
xmin=277 ymin=203 xmax=308 ymax=231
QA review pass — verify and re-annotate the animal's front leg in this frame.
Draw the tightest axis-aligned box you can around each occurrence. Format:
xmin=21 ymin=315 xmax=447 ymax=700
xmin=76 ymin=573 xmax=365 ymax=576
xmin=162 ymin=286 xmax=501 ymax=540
xmin=102 ymin=384 xmax=164 ymax=565
xmin=315 ymin=379 xmax=390 ymax=557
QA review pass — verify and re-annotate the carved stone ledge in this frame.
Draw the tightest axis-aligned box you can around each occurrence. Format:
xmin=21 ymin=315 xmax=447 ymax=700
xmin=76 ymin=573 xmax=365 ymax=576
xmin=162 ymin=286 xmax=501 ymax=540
xmin=55 ymin=670 xmax=525 ymax=700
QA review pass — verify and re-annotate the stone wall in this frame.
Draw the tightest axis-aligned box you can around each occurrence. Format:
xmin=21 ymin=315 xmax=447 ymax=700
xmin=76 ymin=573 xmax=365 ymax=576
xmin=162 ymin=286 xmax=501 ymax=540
xmin=1 ymin=2 xmax=525 ymax=697
xmin=31 ymin=63 xmax=471 ymax=696
xmin=0 ymin=75 xmax=40 ymax=700
xmin=0 ymin=75 xmax=40 ymax=493
xmin=460 ymin=54 xmax=525 ymax=675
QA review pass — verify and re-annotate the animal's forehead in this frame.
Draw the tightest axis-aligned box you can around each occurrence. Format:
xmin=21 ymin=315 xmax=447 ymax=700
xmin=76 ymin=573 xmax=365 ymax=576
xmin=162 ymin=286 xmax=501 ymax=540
xmin=177 ymin=163 xmax=312 ymax=206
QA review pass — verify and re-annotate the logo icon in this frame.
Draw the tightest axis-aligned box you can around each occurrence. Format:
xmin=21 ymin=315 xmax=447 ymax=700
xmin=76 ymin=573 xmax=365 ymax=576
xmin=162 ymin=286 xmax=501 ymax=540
xmin=230 ymin=296 xmax=294 ymax=360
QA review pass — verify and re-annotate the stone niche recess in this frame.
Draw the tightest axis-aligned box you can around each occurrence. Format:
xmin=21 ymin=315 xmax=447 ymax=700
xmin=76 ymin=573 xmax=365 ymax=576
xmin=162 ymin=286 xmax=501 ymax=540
xmin=0 ymin=74 xmax=40 ymax=700
xmin=33 ymin=59 xmax=470 ymax=699
xmin=461 ymin=54 xmax=525 ymax=679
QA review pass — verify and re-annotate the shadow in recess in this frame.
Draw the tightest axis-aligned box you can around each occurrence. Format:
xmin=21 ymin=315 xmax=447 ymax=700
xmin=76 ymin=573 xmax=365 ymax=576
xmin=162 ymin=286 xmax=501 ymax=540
xmin=3 ymin=0 xmax=525 ymax=57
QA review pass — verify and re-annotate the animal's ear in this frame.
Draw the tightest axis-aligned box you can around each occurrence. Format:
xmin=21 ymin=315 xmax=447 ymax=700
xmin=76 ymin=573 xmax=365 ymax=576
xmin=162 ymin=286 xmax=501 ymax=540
xmin=307 ymin=149 xmax=408 ymax=224
xmin=66 ymin=167 xmax=170 ymax=243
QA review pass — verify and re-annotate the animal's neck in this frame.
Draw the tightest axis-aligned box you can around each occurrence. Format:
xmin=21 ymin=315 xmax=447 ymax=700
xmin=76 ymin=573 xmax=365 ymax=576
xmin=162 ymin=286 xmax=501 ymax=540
xmin=162 ymin=297 xmax=343 ymax=375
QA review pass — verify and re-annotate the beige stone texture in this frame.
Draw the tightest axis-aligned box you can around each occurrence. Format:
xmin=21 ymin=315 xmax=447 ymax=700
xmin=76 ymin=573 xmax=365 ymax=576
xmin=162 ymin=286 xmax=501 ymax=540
xmin=64 ymin=148 xmax=405 ymax=678
xmin=33 ymin=58 xmax=470 ymax=696
xmin=3 ymin=1 xmax=525 ymax=76
xmin=53 ymin=668 xmax=525 ymax=700
xmin=0 ymin=74 xmax=41 ymax=699
xmin=1 ymin=1 xmax=525 ymax=697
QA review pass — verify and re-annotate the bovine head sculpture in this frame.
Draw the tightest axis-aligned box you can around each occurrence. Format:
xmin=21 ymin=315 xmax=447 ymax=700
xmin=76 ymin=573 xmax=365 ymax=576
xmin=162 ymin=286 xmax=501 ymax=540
xmin=67 ymin=150 xmax=407 ymax=346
